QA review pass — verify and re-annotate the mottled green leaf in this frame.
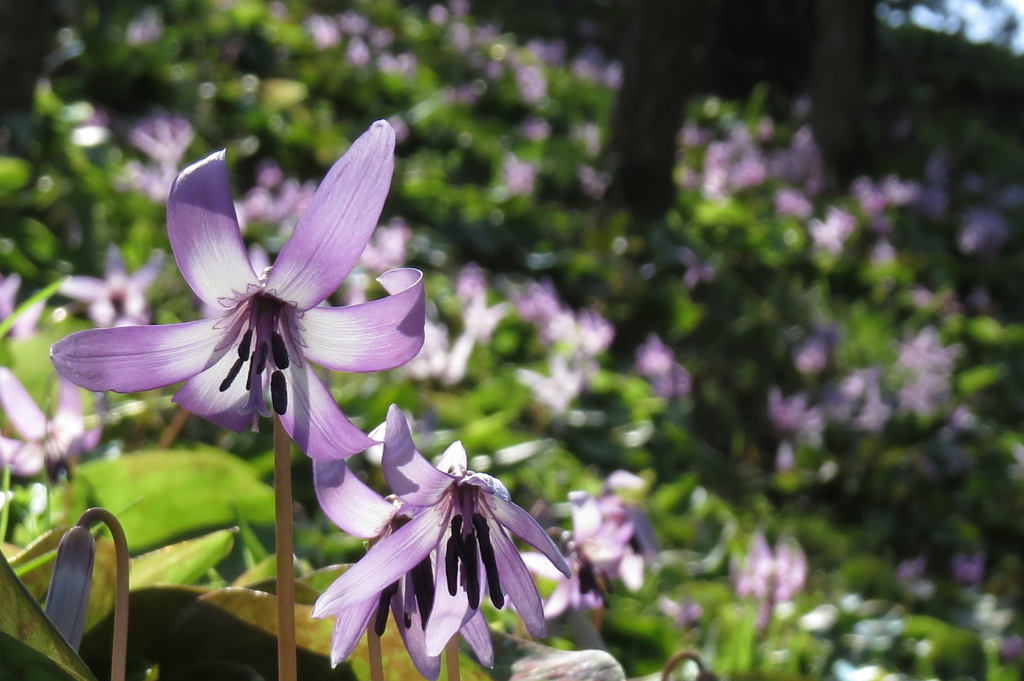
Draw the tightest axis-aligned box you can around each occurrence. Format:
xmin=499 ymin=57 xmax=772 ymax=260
xmin=130 ymin=529 xmax=237 ymax=589
xmin=67 ymin=448 xmax=274 ymax=551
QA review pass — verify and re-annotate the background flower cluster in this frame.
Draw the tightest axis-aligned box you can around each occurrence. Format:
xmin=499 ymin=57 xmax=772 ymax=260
xmin=3 ymin=0 xmax=1024 ymax=679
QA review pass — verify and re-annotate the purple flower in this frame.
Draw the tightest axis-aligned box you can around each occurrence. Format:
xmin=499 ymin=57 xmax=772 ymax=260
xmin=60 ymin=245 xmax=164 ymax=327
xmin=809 ymin=206 xmax=857 ymax=256
xmin=123 ymin=113 xmax=195 ymax=203
xmin=958 ymin=208 xmax=1008 ymax=260
xmin=523 ymin=491 xmax=632 ymax=618
xmin=659 ymin=595 xmax=703 ymax=629
xmin=1001 ymin=634 xmax=1024 ymax=665
xmin=774 ymin=188 xmax=813 ymax=220
xmin=501 ymin=153 xmax=536 ymax=198
xmin=731 ymin=531 xmax=806 ymax=630
xmin=895 ymin=554 xmax=927 ymax=584
xmin=768 ymin=387 xmax=823 ymax=447
xmin=680 ymin=247 xmax=716 ymax=290
xmin=0 ymin=273 xmax=44 ymax=339
xmin=51 ymin=121 xmax=425 ymax=459
xmin=313 ymin=406 xmax=570 ymax=666
xmin=0 ymin=368 xmax=102 ymax=478
xmin=311 ymin=458 xmax=489 ymax=679
xmin=952 ymin=552 xmax=985 ymax=588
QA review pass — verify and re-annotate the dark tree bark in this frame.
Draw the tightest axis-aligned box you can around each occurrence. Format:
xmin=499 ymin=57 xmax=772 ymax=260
xmin=607 ymin=0 xmax=715 ymax=220
xmin=809 ymin=0 xmax=877 ymax=178
xmin=0 ymin=0 xmax=57 ymax=113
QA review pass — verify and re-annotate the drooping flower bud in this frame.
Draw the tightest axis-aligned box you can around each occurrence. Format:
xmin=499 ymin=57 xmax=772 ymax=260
xmin=45 ymin=525 xmax=95 ymax=650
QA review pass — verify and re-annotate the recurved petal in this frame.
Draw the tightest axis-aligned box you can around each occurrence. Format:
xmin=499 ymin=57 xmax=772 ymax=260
xmin=382 ymin=404 xmax=453 ymax=507
xmin=51 ymin=319 xmax=228 ymax=393
xmin=266 ymin=121 xmax=396 ymax=310
xmin=313 ymin=458 xmax=396 ymax=539
xmin=59 ymin=276 xmax=108 ymax=303
xmin=326 ymin=597 xmax=376 ymax=667
xmin=487 ymin=498 xmax=570 ymax=578
xmin=0 ymin=438 xmax=43 ymax=477
xmin=279 ymin=362 xmax=376 ymax=459
xmin=568 ymin=490 xmax=602 ymax=543
xmin=312 ymin=504 xmax=446 ymax=617
xmin=460 ymin=610 xmax=494 ymax=667
xmin=487 ymin=521 xmax=547 ymax=637
xmin=300 ymin=268 xmax=425 ymax=372
xmin=0 ymin=368 xmax=46 ymax=441
xmin=167 ymin=150 xmax=260 ymax=309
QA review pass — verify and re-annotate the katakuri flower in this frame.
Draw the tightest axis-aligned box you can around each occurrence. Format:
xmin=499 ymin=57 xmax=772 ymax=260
xmin=60 ymin=244 xmax=165 ymax=327
xmin=51 ymin=121 xmax=425 ymax=459
xmin=312 ymin=457 xmax=492 ymax=679
xmin=313 ymin=404 xmax=570 ymax=662
xmin=0 ymin=368 xmax=102 ymax=479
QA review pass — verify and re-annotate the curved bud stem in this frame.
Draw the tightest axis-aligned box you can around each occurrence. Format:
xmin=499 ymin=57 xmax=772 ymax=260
xmin=661 ymin=651 xmax=717 ymax=681
xmin=76 ymin=507 xmax=129 ymax=681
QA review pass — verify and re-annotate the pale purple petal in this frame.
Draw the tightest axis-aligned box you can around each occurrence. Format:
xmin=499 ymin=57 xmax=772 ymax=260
xmin=51 ymin=319 xmax=228 ymax=393
xmin=425 ymin=549 xmax=472 ymax=657
xmin=520 ymin=551 xmax=566 ymax=581
xmin=487 ymin=498 xmax=570 ymax=577
xmin=278 ymin=361 xmax=376 ymax=459
xmin=0 ymin=368 xmax=46 ymax=441
xmin=104 ymin=244 xmax=127 ymax=279
xmin=0 ymin=438 xmax=43 ymax=476
xmin=59 ymin=277 xmax=108 ymax=303
xmin=568 ymin=490 xmax=602 ymax=542
xmin=267 ymin=121 xmax=396 ymax=310
xmin=313 ymin=458 xmax=397 ymax=538
xmin=618 ymin=552 xmax=644 ymax=591
xmin=436 ymin=441 xmax=468 ymax=475
xmin=486 ymin=520 xmax=547 ymax=637
xmin=54 ymin=378 xmax=83 ymax=425
xmin=300 ymin=268 xmax=424 ymax=372
xmin=391 ymin=586 xmax=442 ymax=680
xmin=382 ymin=404 xmax=454 ymax=506
xmin=541 ymin=578 xmax=573 ymax=619
xmin=172 ymin=349 xmax=254 ymax=433
xmin=10 ymin=300 xmax=43 ymax=339
xmin=327 ymin=597 xmax=376 ymax=666
xmin=130 ymin=250 xmax=166 ymax=290
xmin=460 ymin=610 xmax=494 ymax=667
xmin=167 ymin=150 xmax=260 ymax=309
xmin=313 ymin=503 xmax=448 ymax=616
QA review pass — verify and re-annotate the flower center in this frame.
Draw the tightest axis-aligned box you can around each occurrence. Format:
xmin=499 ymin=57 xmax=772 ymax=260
xmin=218 ymin=294 xmax=293 ymax=415
xmin=444 ymin=491 xmax=504 ymax=610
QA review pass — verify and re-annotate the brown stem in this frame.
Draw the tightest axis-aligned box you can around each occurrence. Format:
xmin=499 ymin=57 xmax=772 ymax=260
xmin=273 ymin=415 xmax=297 ymax=681
xmin=661 ymin=651 xmax=711 ymax=681
xmin=367 ymin=622 xmax=384 ymax=681
xmin=156 ymin=406 xmax=189 ymax=450
xmin=445 ymin=637 xmax=461 ymax=681
xmin=76 ymin=508 xmax=128 ymax=681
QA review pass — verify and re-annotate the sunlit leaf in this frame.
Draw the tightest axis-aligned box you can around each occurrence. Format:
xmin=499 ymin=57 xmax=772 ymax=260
xmin=130 ymin=529 xmax=237 ymax=589
xmin=67 ymin=448 xmax=275 ymax=551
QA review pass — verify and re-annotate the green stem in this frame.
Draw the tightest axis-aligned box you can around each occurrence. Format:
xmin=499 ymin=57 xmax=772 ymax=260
xmin=367 ymin=623 xmax=384 ymax=681
xmin=445 ymin=637 xmax=461 ymax=681
xmin=273 ymin=415 xmax=297 ymax=681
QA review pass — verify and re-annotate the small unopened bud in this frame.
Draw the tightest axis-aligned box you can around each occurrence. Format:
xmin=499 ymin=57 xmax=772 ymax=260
xmin=45 ymin=525 xmax=95 ymax=650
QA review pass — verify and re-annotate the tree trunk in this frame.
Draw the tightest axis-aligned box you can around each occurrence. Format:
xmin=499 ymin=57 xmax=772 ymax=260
xmin=0 ymin=0 xmax=56 ymax=113
xmin=809 ymin=0 xmax=876 ymax=179
xmin=608 ymin=0 xmax=715 ymax=219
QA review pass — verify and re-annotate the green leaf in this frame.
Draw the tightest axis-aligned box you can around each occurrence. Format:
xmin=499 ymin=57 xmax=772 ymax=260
xmin=67 ymin=447 xmax=275 ymax=551
xmin=130 ymin=529 xmax=237 ymax=589
xmin=957 ymin=364 xmax=1003 ymax=396
xmin=0 ymin=157 xmax=32 ymax=192
xmin=0 ymin=548 xmax=96 ymax=681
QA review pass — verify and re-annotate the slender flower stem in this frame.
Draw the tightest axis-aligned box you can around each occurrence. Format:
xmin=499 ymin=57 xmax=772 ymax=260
xmin=366 ymin=622 xmax=384 ymax=681
xmin=661 ymin=651 xmax=714 ymax=681
xmin=445 ymin=638 xmax=461 ymax=681
xmin=76 ymin=508 xmax=128 ymax=681
xmin=0 ymin=465 xmax=10 ymax=542
xmin=273 ymin=415 xmax=297 ymax=681
xmin=156 ymin=406 xmax=190 ymax=449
